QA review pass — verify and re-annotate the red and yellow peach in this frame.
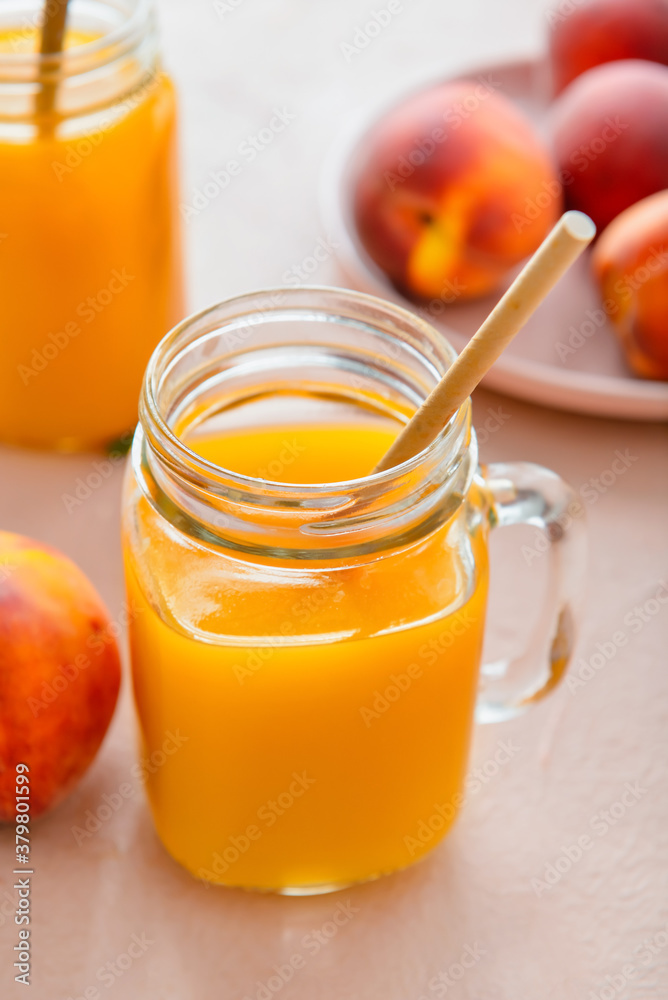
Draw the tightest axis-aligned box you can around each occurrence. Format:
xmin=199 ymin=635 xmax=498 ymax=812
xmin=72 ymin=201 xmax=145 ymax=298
xmin=548 ymin=0 xmax=668 ymax=94
xmin=551 ymin=59 xmax=668 ymax=232
xmin=592 ymin=190 xmax=668 ymax=379
xmin=353 ymin=80 xmax=562 ymax=303
xmin=0 ymin=532 xmax=121 ymax=820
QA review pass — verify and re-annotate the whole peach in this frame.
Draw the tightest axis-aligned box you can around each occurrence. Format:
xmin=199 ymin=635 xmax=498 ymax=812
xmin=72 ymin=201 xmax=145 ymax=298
xmin=592 ymin=190 xmax=668 ymax=379
xmin=0 ymin=532 xmax=121 ymax=820
xmin=551 ymin=60 xmax=668 ymax=232
xmin=353 ymin=80 xmax=561 ymax=303
xmin=548 ymin=0 xmax=668 ymax=94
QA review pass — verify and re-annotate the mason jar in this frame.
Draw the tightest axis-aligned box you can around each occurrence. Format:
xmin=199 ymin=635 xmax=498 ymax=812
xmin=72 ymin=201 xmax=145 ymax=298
xmin=0 ymin=0 xmax=184 ymax=450
xmin=122 ymin=286 xmax=585 ymax=894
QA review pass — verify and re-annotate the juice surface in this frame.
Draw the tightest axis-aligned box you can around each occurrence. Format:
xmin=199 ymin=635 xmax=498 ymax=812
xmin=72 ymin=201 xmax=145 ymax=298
xmin=0 ymin=28 xmax=184 ymax=450
xmin=191 ymin=421 xmax=398 ymax=482
xmin=125 ymin=423 xmax=489 ymax=891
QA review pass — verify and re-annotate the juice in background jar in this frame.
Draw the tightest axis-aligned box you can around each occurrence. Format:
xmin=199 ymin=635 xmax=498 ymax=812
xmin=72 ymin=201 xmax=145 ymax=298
xmin=125 ymin=421 xmax=489 ymax=891
xmin=0 ymin=22 xmax=184 ymax=450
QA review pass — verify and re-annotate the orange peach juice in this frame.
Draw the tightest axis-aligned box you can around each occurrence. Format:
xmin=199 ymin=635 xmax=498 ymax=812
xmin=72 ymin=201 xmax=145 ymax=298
xmin=125 ymin=423 xmax=489 ymax=891
xmin=0 ymin=27 xmax=183 ymax=450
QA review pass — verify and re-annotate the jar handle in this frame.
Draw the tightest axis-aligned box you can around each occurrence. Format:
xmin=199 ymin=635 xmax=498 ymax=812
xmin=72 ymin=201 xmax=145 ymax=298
xmin=476 ymin=462 xmax=587 ymax=723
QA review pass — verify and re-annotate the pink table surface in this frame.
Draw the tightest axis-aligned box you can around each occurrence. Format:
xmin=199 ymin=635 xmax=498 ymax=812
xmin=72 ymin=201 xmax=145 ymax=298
xmin=2 ymin=2 xmax=668 ymax=997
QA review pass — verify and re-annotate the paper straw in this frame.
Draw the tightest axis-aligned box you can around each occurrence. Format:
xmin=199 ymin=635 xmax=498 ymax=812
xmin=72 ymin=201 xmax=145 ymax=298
xmin=374 ymin=210 xmax=596 ymax=474
xmin=36 ymin=0 xmax=70 ymax=127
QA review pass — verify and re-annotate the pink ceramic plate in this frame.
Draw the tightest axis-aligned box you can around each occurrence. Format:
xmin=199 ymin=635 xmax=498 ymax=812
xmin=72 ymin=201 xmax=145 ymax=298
xmin=321 ymin=58 xmax=668 ymax=421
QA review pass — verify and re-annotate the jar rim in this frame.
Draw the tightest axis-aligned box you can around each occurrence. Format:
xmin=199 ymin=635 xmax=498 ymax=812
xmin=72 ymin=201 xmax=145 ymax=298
xmin=0 ymin=0 xmax=153 ymax=79
xmin=139 ymin=285 xmax=471 ymax=504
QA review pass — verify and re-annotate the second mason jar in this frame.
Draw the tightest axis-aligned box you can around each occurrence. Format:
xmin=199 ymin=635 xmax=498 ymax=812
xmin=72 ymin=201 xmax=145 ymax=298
xmin=0 ymin=0 xmax=184 ymax=450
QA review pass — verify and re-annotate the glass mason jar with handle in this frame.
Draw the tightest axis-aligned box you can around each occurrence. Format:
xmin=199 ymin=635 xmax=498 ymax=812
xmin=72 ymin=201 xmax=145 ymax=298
xmin=122 ymin=287 xmax=586 ymax=894
xmin=0 ymin=0 xmax=184 ymax=451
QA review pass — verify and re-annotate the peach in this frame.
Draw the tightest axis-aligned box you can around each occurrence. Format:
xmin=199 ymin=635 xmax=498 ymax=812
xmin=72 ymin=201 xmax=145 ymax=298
xmin=592 ymin=190 xmax=668 ymax=379
xmin=548 ymin=0 xmax=668 ymax=94
xmin=551 ymin=60 xmax=668 ymax=232
xmin=0 ymin=532 xmax=121 ymax=820
xmin=352 ymin=80 xmax=562 ymax=303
